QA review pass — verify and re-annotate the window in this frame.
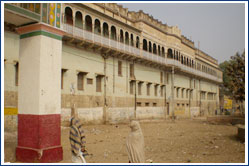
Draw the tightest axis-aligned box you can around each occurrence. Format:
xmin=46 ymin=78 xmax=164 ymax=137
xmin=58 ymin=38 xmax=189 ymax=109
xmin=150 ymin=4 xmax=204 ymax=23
xmin=186 ymin=90 xmax=189 ymax=98
xmin=137 ymin=102 xmax=141 ymax=107
xmin=176 ymin=88 xmax=179 ymax=98
xmin=130 ymin=64 xmax=134 ymax=78
xmin=190 ymin=90 xmax=193 ymax=99
xmin=166 ymin=73 xmax=169 ymax=84
xmin=145 ymin=102 xmax=150 ymax=107
xmin=15 ymin=62 xmax=19 ymax=86
xmin=153 ymin=103 xmax=157 ymax=107
xmin=118 ymin=61 xmax=122 ymax=76
xmin=186 ymin=104 xmax=189 ymax=107
xmin=160 ymin=72 xmax=163 ymax=84
xmin=201 ymin=92 xmax=206 ymax=100
xmin=154 ymin=85 xmax=158 ymax=96
xmin=160 ymin=86 xmax=164 ymax=97
xmin=87 ymin=78 xmax=93 ymax=84
xmin=208 ymin=93 xmax=213 ymax=100
xmin=147 ymin=83 xmax=151 ymax=96
xmin=61 ymin=69 xmax=67 ymax=89
xmin=181 ymin=89 xmax=184 ymax=98
xmin=182 ymin=103 xmax=185 ymax=107
xmin=96 ymin=76 xmax=102 ymax=92
xmin=77 ymin=72 xmax=85 ymax=90
xmin=138 ymin=82 xmax=143 ymax=95
xmin=130 ymin=81 xmax=134 ymax=94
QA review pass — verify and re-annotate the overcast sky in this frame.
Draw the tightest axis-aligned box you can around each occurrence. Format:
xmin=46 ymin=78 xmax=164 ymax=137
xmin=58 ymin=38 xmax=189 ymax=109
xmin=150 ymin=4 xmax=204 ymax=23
xmin=119 ymin=3 xmax=245 ymax=64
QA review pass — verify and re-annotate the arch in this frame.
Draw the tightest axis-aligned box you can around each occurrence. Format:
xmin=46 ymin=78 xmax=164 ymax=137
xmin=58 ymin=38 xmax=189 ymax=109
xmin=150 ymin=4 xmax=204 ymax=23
xmin=130 ymin=34 xmax=134 ymax=46
xmin=120 ymin=29 xmax=124 ymax=43
xmin=125 ymin=32 xmax=129 ymax=45
xmin=167 ymin=48 xmax=173 ymax=58
xmin=148 ymin=42 xmax=152 ymax=53
xmin=136 ymin=36 xmax=140 ymax=48
xmin=103 ymin=22 xmax=109 ymax=37
xmin=143 ymin=39 xmax=147 ymax=51
xmin=162 ymin=47 xmax=165 ymax=57
xmin=153 ymin=43 xmax=157 ymax=54
xmin=94 ymin=19 xmax=101 ymax=34
xmin=64 ymin=7 xmax=73 ymax=25
xmin=158 ymin=45 xmax=161 ymax=56
xmin=110 ymin=26 xmax=116 ymax=40
xmin=75 ymin=11 xmax=83 ymax=29
xmin=85 ymin=15 xmax=92 ymax=32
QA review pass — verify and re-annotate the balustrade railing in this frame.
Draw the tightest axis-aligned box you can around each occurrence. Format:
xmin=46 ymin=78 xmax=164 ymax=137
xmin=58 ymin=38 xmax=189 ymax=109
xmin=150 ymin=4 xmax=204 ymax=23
xmin=62 ymin=23 xmax=222 ymax=83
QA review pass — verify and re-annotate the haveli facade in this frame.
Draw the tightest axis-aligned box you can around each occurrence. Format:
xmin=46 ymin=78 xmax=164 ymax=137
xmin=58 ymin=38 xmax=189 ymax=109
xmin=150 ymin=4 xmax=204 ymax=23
xmin=4 ymin=3 xmax=222 ymax=162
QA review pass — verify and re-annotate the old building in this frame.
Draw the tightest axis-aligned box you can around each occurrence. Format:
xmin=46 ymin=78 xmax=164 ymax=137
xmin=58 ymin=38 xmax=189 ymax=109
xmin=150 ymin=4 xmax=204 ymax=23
xmin=4 ymin=3 xmax=222 ymax=162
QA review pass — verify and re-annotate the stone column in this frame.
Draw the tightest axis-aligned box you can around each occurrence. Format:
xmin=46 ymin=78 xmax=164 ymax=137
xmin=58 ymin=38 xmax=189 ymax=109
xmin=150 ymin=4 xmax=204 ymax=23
xmin=16 ymin=23 xmax=64 ymax=162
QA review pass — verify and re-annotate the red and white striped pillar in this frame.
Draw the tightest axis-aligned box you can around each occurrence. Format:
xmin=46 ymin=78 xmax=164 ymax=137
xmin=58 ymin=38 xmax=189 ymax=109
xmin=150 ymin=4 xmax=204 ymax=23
xmin=16 ymin=23 xmax=64 ymax=162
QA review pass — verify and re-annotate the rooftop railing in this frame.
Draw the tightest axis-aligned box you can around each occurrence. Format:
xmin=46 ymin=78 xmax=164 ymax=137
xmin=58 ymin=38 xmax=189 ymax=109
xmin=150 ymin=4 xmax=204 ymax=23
xmin=62 ymin=23 xmax=222 ymax=83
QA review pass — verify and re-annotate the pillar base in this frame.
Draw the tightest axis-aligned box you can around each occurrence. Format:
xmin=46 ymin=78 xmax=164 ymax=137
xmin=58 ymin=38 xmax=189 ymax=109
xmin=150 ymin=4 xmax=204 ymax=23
xmin=16 ymin=146 xmax=63 ymax=163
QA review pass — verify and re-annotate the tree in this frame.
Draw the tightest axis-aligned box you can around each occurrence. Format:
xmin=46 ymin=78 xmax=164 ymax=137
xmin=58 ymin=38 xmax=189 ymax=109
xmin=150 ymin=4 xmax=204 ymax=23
xmin=219 ymin=51 xmax=245 ymax=102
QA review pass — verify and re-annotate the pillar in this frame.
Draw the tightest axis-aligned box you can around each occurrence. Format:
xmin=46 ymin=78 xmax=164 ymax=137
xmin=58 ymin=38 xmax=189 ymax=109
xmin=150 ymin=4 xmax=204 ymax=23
xmin=16 ymin=23 xmax=64 ymax=162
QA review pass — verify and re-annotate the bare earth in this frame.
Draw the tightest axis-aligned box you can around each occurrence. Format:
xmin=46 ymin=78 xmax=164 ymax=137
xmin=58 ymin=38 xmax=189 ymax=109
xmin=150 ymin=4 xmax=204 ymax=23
xmin=4 ymin=118 xmax=245 ymax=163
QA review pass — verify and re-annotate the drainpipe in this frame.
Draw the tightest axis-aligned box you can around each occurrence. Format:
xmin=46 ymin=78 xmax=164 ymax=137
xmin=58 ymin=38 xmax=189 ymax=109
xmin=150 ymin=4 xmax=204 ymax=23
xmin=164 ymin=72 xmax=167 ymax=119
xmin=199 ymin=79 xmax=202 ymax=116
xmin=102 ymin=54 xmax=108 ymax=124
xmin=189 ymin=78 xmax=191 ymax=118
xmin=171 ymin=66 xmax=175 ymax=121
xmin=134 ymin=61 xmax=137 ymax=119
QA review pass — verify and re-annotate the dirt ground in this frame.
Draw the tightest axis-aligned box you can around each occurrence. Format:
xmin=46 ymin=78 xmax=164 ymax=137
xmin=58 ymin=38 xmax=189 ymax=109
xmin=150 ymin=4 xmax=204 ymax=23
xmin=4 ymin=118 xmax=245 ymax=163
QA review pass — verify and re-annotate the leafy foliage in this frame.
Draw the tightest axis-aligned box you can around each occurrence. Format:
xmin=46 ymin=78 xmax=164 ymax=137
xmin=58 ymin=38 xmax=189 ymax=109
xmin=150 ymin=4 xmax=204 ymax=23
xmin=219 ymin=51 xmax=245 ymax=102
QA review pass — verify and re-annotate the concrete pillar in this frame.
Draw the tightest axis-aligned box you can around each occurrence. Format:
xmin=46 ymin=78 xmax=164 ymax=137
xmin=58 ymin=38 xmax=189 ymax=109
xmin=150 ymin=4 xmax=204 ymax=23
xmin=16 ymin=23 xmax=64 ymax=162
xmin=72 ymin=12 xmax=75 ymax=27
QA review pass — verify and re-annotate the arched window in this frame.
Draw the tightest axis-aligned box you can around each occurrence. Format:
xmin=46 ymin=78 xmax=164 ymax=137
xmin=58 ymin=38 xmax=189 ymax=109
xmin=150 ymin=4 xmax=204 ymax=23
xmin=125 ymin=32 xmax=129 ymax=45
xmin=158 ymin=45 xmax=161 ymax=56
xmin=130 ymin=34 xmax=134 ymax=46
xmin=184 ymin=57 xmax=186 ymax=65
xmin=136 ymin=36 xmax=140 ymax=48
xmin=167 ymin=49 xmax=173 ymax=59
xmin=187 ymin=58 xmax=189 ymax=66
xmin=75 ymin=11 xmax=83 ymax=29
xmin=162 ymin=47 xmax=165 ymax=57
xmin=94 ymin=19 xmax=101 ymax=34
xmin=181 ymin=55 xmax=183 ymax=64
xmin=64 ymin=7 xmax=73 ymax=25
xmin=120 ymin=29 xmax=124 ymax=43
xmin=85 ymin=15 xmax=92 ymax=32
xmin=176 ymin=51 xmax=178 ymax=60
xmin=149 ymin=42 xmax=152 ymax=53
xmin=143 ymin=39 xmax=147 ymax=51
xmin=153 ymin=43 xmax=157 ymax=54
xmin=103 ymin=22 xmax=109 ymax=37
xmin=110 ymin=26 xmax=116 ymax=40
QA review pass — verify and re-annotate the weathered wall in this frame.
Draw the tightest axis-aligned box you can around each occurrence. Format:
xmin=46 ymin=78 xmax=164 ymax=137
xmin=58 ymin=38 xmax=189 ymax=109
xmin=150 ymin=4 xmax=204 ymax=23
xmin=4 ymin=28 xmax=220 ymax=131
